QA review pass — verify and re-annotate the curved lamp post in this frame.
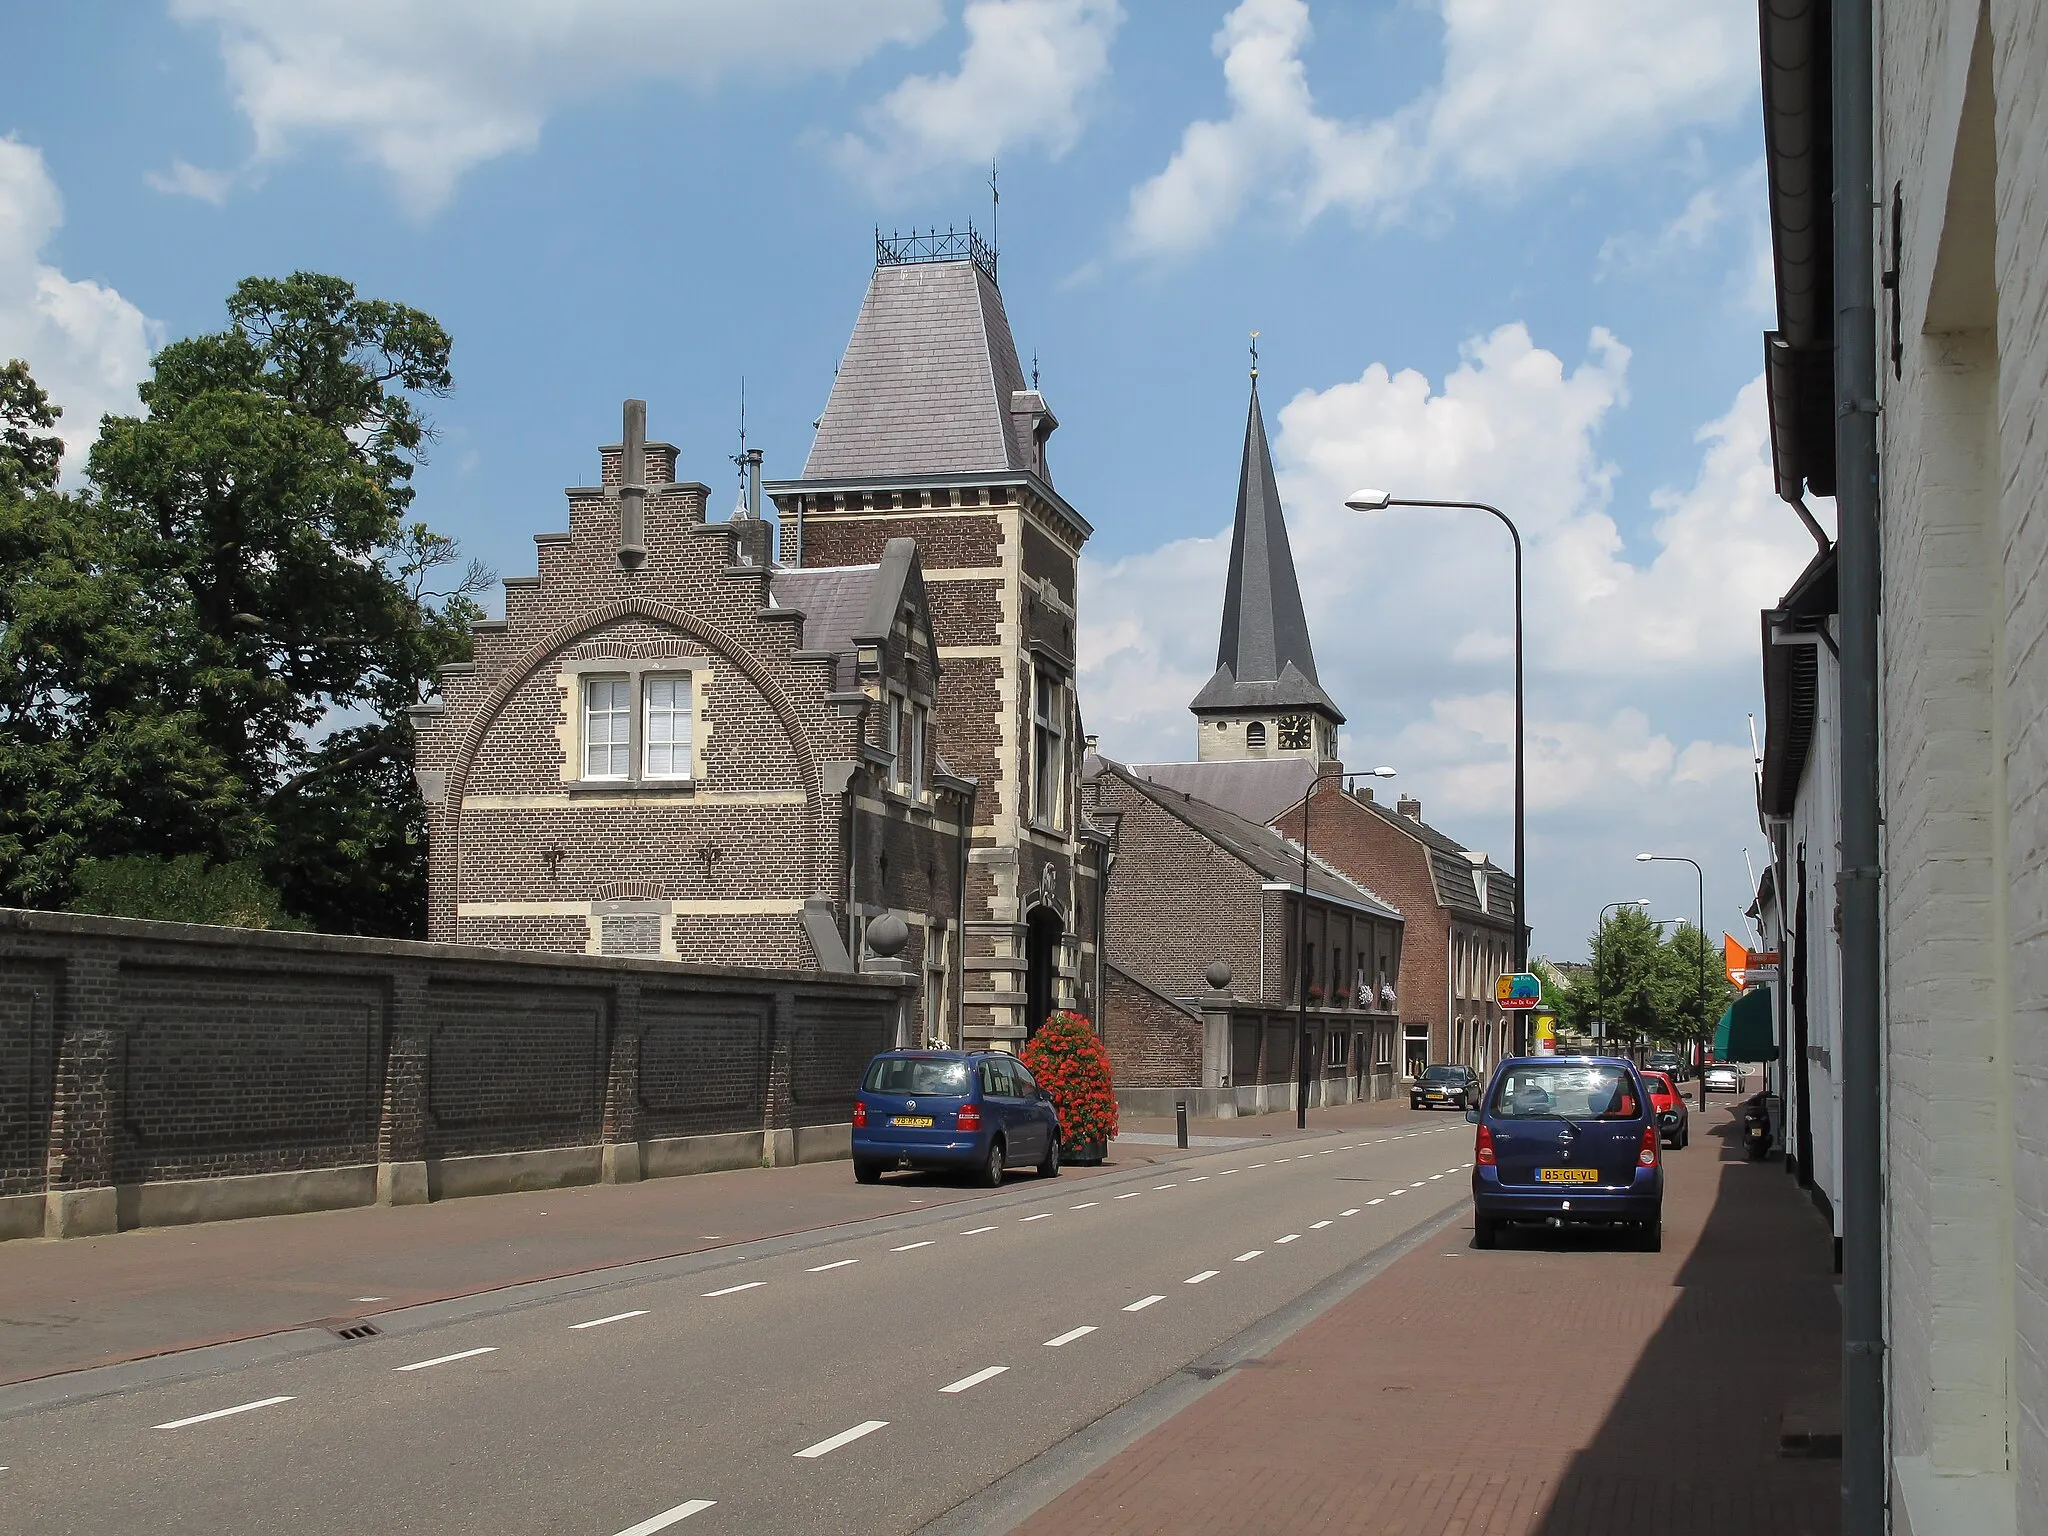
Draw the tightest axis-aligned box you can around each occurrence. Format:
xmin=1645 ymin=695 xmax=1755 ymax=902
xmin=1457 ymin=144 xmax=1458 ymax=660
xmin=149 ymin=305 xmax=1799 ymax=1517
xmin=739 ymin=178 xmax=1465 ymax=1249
xmin=1294 ymin=765 xmax=1398 ymax=1129
xmin=1346 ymin=490 xmax=1527 ymax=1049
xmin=1638 ymin=852 xmax=1708 ymax=1108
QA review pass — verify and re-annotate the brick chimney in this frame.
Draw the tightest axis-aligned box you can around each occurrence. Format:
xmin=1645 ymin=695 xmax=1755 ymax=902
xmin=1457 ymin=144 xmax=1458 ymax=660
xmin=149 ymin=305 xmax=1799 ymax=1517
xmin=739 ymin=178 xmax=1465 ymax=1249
xmin=1396 ymin=795 xmax=1422 ymax=820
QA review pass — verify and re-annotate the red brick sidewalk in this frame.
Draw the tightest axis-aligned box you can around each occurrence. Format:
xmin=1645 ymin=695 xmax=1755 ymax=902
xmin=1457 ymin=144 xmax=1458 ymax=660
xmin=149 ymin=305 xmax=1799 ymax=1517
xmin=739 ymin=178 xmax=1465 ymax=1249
xmin=1022 ymin=1102 xmax=1842 ymax=1536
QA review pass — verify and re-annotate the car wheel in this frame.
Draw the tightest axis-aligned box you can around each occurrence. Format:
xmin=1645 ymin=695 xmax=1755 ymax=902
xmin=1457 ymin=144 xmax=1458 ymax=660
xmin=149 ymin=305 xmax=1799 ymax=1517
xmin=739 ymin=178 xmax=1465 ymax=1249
xmin=1473 ymin=1215 xmax=1498 ymax=1250
xmin=853 ymin=1160 xmax=885 ymax=1184
xmin=978 ymin=1138 xmax=1006 ymax=1188
xmin=1037 ymin=1134 xmax=1061 ymax=1179
xmin=1679 ymin=1125 xmax=1690 ymax=1150
xmin=1637 ymin=1214 xmax=1662 ymax=1253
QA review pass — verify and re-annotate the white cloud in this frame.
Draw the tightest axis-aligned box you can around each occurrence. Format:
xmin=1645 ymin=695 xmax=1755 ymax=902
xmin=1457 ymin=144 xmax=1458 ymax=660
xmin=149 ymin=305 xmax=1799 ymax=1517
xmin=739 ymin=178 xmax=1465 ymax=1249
xmin=170 ymin=0 xmax=947 ymax=216
xmin=1126 ymin=0 xmax=1755 ymax=259
xmin=0 ymin=140 xmax=157 ymax=481
xmin=144 ymin=158 xmax=237 ymax=205
xmin=833 ymin=0 xmax=1122 ymax=194
xmin=1079 ymin=322 xmax=1817 ymax=949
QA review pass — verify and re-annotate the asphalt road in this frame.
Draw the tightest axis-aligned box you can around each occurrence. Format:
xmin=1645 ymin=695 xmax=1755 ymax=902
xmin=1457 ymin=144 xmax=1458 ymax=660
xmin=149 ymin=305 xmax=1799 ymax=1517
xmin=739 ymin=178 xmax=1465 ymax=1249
xmin=0 ymin=1120 xmax=1476 ymax=1536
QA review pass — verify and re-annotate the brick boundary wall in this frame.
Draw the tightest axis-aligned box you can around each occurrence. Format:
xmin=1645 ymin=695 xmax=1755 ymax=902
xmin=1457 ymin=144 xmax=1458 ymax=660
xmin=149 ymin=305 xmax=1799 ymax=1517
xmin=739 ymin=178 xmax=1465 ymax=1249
xmin=0 ymin=909 xmax=910 ymax=1243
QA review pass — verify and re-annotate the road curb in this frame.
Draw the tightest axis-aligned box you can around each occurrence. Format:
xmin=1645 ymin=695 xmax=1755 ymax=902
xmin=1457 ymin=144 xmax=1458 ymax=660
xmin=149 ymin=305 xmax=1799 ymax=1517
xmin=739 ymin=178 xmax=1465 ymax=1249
xmin=917 ymin=1196 xmax=1470 ymax=1536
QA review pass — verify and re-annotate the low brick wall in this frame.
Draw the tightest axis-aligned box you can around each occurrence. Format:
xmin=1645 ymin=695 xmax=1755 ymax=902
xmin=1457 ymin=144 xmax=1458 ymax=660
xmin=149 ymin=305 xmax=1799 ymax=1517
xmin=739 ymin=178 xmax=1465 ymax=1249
xmin=0 ymin=909 xmax=909 ymax=1241
xmin=1104 ymin=991 xmax=1401 ymax=1119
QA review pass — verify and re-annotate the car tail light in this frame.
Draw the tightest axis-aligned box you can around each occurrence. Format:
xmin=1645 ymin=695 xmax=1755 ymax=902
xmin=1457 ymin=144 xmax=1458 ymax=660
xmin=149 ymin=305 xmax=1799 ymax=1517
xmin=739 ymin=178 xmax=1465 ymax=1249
xmin=1475 ymin=1125 xmax=1496 ymax=1166
xmin=1638 ymin=1124 xmax=1660 ymax=1167
xmin=852 ymin=1099 xmax=867 ymax=1128
xmin=957 ymin=1103 xmax=982 ymax=1132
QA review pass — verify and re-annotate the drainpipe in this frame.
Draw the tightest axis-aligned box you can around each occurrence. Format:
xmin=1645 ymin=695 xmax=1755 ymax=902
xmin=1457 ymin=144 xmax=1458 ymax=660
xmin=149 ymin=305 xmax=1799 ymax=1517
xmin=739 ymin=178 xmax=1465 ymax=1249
xmin=1831 ymin=0 xmax=1885 ymax=1526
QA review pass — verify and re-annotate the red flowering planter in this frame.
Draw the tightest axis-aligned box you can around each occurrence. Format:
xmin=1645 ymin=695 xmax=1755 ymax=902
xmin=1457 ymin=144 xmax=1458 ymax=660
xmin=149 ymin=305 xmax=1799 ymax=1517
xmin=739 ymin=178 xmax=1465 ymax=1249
xmin=1020 ymin=1010 xmax=1118 ymax=1165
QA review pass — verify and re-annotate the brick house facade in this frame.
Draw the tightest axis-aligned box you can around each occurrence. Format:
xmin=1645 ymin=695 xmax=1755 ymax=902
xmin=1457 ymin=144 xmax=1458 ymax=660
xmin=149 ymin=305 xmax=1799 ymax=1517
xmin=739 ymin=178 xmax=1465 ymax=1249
xmin=1269 ymin=787 xmax=1520 ymax=1081
xmin=767 ymin=233 xmax=1106 ymax=1050
xmin=411 ymin=402 xmax=972 ymax=1037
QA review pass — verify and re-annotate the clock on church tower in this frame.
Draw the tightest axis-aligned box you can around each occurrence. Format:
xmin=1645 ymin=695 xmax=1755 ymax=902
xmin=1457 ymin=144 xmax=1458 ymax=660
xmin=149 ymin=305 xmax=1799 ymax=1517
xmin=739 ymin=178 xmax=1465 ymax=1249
xmin=1277 ymin=715 xmax=1313 ymax=751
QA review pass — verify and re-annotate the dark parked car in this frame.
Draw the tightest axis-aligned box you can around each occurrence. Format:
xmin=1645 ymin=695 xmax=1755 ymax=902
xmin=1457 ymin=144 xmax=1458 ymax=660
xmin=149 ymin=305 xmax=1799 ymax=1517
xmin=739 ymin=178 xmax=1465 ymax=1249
xmin=1468 ymin=1056 xmax=1664 ymax=1251
xmin=851 ymin=1050 xmax=1062 ymax=1186
xmin=1646 ymin=1049 xmax=1688 ymax=1082
xmin=1412 ymin=1063 xmax=1482 ymax=1111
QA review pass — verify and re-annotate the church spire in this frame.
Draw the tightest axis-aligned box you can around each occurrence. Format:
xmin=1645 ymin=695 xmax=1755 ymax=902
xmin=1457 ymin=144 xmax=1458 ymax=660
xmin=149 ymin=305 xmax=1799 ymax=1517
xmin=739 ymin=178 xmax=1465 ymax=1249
xmin=1190 ymin=362 xmax=1343 ymax=759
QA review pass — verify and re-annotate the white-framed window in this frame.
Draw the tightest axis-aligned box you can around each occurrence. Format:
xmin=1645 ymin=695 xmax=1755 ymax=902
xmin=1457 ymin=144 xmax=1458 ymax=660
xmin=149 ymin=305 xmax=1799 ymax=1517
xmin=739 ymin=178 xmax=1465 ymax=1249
xmin=643 ymin=672 xmax=693 ymax=779
xmin=1326 ymin=1030 xmax=1349 ymax=1067
xmin=583 ymin=676 xmax=632 ymax=780
xmin=1376 ymin=1025 xmax=1393 ymax=1066
xmin=908 ymin=703 xmax=928 ymax=796
xmin=1032 ymin=666 xmax=1066 ymax=828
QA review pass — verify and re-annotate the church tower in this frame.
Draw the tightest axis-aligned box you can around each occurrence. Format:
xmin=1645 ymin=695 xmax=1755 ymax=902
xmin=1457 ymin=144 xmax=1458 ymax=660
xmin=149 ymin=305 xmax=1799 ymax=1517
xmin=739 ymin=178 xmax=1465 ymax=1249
xmin=1190 ymin=371 xmax=1343 ymax=763
xmin=768 ymin=229 xmax=1104 ymax=1048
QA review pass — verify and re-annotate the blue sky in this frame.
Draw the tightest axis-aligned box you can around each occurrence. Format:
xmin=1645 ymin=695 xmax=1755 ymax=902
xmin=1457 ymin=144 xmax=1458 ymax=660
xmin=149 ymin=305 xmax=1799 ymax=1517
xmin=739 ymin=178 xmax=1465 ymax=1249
xmin=1 ymin=0 xmax=1819 ymax=958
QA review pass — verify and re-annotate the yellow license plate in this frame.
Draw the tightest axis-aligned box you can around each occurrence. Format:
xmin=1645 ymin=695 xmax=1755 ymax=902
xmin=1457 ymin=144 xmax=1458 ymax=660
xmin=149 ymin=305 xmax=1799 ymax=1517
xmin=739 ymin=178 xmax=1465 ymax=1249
xmin=1537 ymin=1167 xmax=1598 ymax=1184
xmin=890 ymin=1116 xmax=934 ymax=1128
xmin=1426 ymin=1092 xmax=1446 ymax=1099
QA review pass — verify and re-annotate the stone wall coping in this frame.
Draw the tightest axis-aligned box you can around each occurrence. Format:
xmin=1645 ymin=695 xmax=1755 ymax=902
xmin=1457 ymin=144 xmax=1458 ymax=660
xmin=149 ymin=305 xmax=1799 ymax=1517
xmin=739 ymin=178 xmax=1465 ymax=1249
xmin=0 ymin=907 xmax=912 ymax=991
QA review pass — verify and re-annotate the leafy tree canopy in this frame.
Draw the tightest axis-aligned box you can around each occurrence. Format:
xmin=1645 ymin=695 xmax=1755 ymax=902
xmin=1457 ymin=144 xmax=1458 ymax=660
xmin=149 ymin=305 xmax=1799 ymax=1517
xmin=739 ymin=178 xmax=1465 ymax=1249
xmin=0 ymin=274 xmax=488 ymax=933
xmin=1556 ymin=908 xmax=1733 ymax=1047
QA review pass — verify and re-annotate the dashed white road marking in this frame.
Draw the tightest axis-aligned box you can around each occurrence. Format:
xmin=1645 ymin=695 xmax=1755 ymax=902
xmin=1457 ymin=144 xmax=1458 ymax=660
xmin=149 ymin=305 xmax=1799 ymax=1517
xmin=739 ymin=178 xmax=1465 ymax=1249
xmin=1186 ymin=1270 xmax=1218 ymax=1284
xmin=353 ymin=1296 xmax=386 ymax=1303
xmin=1043 ymin=1326 xmax=1098 ymax=1347
xmin=1276 ymin=1234 xmax=1300 ymax=1245
xmin=806 ymin=1260 xmax=860 ymax=1273
xmin=795 ymin=1421 xmax=888 ymax=1459
xmin=893 ymin=1241 xmax=934 ymax=1251
xmin=1020 ymin=1213 xmax=1052 ymax=1222
xmin=1116 ymin=1192 xmax=1141 ymax=1200
xmin=154 ymin=1396 xmax=293 ymax=1429
xmin=1429 ymin=1174 xmax=1445 ymax=1181
xmin=1234 ymin=1250 xmax=1263 ymax=1262
xmin=1274 ymin=1158 xmax=1292 ymax=1163
xmin=703 ymin=1282 xmax=765 ymax=1297
xmin=573 ymin=1309 xmax=650 ymax=1329
xmin=1340 ymin=1208 xmax=1361 ymax=1216
xmin=1189 ymin=1175 xmax=1209 ymax=1182
xmin=1391 ymin=1188 xmax=1408 ymax=1197
xmin=1155 ymin=1183 xmax=1177 ymax=1189
xmin=940 ymin=1367 xmax=1008 ymax=1394
xmin=611 ymin=1498 xmax=717 ymax=1534
xmin=961 ymin=1226 xmax=998 ymax=1235
xmin=1124 ymin=1295 xmax=1165 ymax=1312
xmin=1411 ymin=1182 xmax=1427 ymax=1188
xmin=1310 ymin=1220 xmax=1332 ymax=1229
xmin=1367 ymin=1198 xmax=1385 ymax=1205
xmin=1220 ymin=1170 xmax=1240 ymax=1176
xmin=1070 ymin=1202 xmax=1099 ymax=1210
xmin=396 ymin=1347 xmax=496 ymax=1372
xmin=1248 ymin=1163 xmax=1268 ymax=1169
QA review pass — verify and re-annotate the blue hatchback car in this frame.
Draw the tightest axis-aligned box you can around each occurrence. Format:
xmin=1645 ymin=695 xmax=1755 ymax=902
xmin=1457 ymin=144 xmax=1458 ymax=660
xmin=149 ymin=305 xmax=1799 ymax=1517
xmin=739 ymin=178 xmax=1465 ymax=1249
xmin=851 ymin=1050 xmax=1063 ymax=1187
xmin=1467 ymin=1055 xmax=1664 ymax=1251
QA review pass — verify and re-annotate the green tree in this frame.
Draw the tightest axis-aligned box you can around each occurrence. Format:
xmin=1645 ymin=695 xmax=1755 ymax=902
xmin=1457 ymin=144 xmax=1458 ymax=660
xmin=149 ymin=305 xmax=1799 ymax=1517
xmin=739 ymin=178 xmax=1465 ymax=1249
xmin=68 ymin=854 xmax=307 ymax=930
xmin=0 ymin=275 xmax=486 ymax=933
xmin=1558 ymin=906 xmax=1667 ymax=1046
xmin=1656 ymin=921 xmax=1734 ymax=1057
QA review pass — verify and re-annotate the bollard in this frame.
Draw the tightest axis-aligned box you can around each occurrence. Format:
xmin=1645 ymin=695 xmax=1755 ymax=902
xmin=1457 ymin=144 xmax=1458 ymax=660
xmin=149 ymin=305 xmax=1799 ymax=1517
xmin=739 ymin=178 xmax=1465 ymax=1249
xmin=1175 ymin=1098 xmax=1189 ymax=1150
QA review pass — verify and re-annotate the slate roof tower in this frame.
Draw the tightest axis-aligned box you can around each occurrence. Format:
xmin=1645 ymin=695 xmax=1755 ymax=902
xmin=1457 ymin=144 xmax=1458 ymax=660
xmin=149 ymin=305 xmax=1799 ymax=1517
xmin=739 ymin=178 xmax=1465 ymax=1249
xmin=1191 ymin=374 xmax=1343 ymax=763
xmin=768 ymin=229 xmax=1105 ymax=1049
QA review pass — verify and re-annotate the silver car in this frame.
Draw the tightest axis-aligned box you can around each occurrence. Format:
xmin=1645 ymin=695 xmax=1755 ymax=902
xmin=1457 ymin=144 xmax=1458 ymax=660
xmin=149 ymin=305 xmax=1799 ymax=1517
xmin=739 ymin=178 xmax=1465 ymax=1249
xmin=1704 ymin=1062 xmax=1743 ymax=1093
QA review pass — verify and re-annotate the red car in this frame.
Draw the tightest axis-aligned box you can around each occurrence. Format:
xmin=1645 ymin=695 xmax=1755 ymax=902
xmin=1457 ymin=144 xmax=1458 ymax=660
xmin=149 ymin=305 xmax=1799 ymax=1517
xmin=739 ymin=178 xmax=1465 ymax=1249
xmin=1642 ymin=1069 xmax=1690 ymax=1149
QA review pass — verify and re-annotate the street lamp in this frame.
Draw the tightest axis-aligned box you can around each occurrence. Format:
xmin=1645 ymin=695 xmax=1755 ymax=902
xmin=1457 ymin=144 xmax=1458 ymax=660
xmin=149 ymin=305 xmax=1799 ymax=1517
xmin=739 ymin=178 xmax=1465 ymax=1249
xmin=1346 ymin=489 xmax=1527 ymax=1048
xmin=1638 ymin=852 xmax=1708 ymax=1109
xmin=1595 ymin=899 xmax=1651 ymax=1050
xmin=1294 ymin=765 xmax=1398 ymax=1130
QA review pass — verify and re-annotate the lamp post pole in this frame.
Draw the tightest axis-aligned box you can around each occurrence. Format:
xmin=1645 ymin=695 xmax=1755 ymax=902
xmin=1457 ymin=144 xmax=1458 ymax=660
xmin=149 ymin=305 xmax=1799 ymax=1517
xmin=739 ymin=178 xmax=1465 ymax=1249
xmin=1639 ymin=853 xmax=1707 ymax=1108
xmin=1295 ymin=766 xmax=1397 ymax=1130
xmin=1346 ymin=492 xmax=1526 ymax=1048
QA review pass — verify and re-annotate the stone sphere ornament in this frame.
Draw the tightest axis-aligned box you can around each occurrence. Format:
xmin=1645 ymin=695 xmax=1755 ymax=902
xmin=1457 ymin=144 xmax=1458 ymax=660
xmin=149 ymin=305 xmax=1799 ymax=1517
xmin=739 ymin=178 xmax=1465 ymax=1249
xmin=1205 ymin=961 xmax=1233 ymax=992
xmin=864 ymin=913 xmax=910 ymax=959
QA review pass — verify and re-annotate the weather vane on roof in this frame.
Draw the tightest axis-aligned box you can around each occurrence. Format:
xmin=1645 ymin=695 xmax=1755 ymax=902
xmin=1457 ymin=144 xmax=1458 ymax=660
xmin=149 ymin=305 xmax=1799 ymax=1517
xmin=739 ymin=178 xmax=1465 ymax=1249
xmin=988 ymin=158 xmax=999 ymax=252
xmin=1031 ymin=350 xmax=1039 ymax=391
xmin=729 ymin=378 xmax=749 ymax=515
xmin=1250 ymin=331 xmax=1259 ymax=381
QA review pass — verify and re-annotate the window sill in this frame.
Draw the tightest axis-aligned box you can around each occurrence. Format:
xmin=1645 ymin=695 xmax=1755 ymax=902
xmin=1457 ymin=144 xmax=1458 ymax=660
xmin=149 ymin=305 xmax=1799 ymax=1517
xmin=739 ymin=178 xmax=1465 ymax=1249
xmin=566 ymin=778 xmax=699 ymax=797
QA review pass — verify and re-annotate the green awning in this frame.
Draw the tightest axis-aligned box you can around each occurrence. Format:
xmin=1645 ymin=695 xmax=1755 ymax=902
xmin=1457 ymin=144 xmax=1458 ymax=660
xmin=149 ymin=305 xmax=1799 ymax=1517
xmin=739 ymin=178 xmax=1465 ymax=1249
xmin=1713 ymin=985 xmax=1775 ymax=1061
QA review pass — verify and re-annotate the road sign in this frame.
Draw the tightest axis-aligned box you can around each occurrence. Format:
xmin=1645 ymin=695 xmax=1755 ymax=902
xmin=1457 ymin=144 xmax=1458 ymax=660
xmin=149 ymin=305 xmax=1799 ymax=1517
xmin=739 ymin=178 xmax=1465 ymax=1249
xmin=1495 ymin=972 xmax=1542 ymax=1010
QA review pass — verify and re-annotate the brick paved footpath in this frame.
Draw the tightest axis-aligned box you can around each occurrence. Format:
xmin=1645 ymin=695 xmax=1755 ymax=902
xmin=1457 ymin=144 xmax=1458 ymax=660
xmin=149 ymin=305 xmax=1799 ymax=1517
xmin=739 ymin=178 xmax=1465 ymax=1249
xmin=0 ymin=1097 xmax=1419 ymax=1387
xmin=1021 ymin=1100 xmax=1842 ymax=1536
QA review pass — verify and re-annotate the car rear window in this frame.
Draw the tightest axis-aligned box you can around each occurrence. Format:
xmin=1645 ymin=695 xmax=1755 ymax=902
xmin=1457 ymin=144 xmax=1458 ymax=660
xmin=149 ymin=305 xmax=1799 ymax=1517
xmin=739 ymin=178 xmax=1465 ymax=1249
xmin=1490 ymin=1064 xmax=1641 ymax=1120
xmin=1643 ymin=1071 xmax=1675 ymax=1095
xmin=864 ymin=1058 xmax=970 ymax=1096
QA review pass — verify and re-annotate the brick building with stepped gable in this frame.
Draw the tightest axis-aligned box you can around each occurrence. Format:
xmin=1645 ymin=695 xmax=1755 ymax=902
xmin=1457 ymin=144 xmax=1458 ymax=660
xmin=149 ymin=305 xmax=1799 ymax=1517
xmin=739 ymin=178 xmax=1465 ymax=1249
xmin=768 ymin=229 xmax=1108 ymax=1050
xmin=410 ymin=399 xmax=973 ymax=1041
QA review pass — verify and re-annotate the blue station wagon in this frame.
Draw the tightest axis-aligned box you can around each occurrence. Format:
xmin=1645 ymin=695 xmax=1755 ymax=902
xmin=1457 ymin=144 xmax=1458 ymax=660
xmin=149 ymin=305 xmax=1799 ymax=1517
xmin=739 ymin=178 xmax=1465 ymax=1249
xmin=1467 ymin=1056 xmax=1664 ymax=1251
xmin=851 ymin=1050 xmax=1063 ymax=1187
